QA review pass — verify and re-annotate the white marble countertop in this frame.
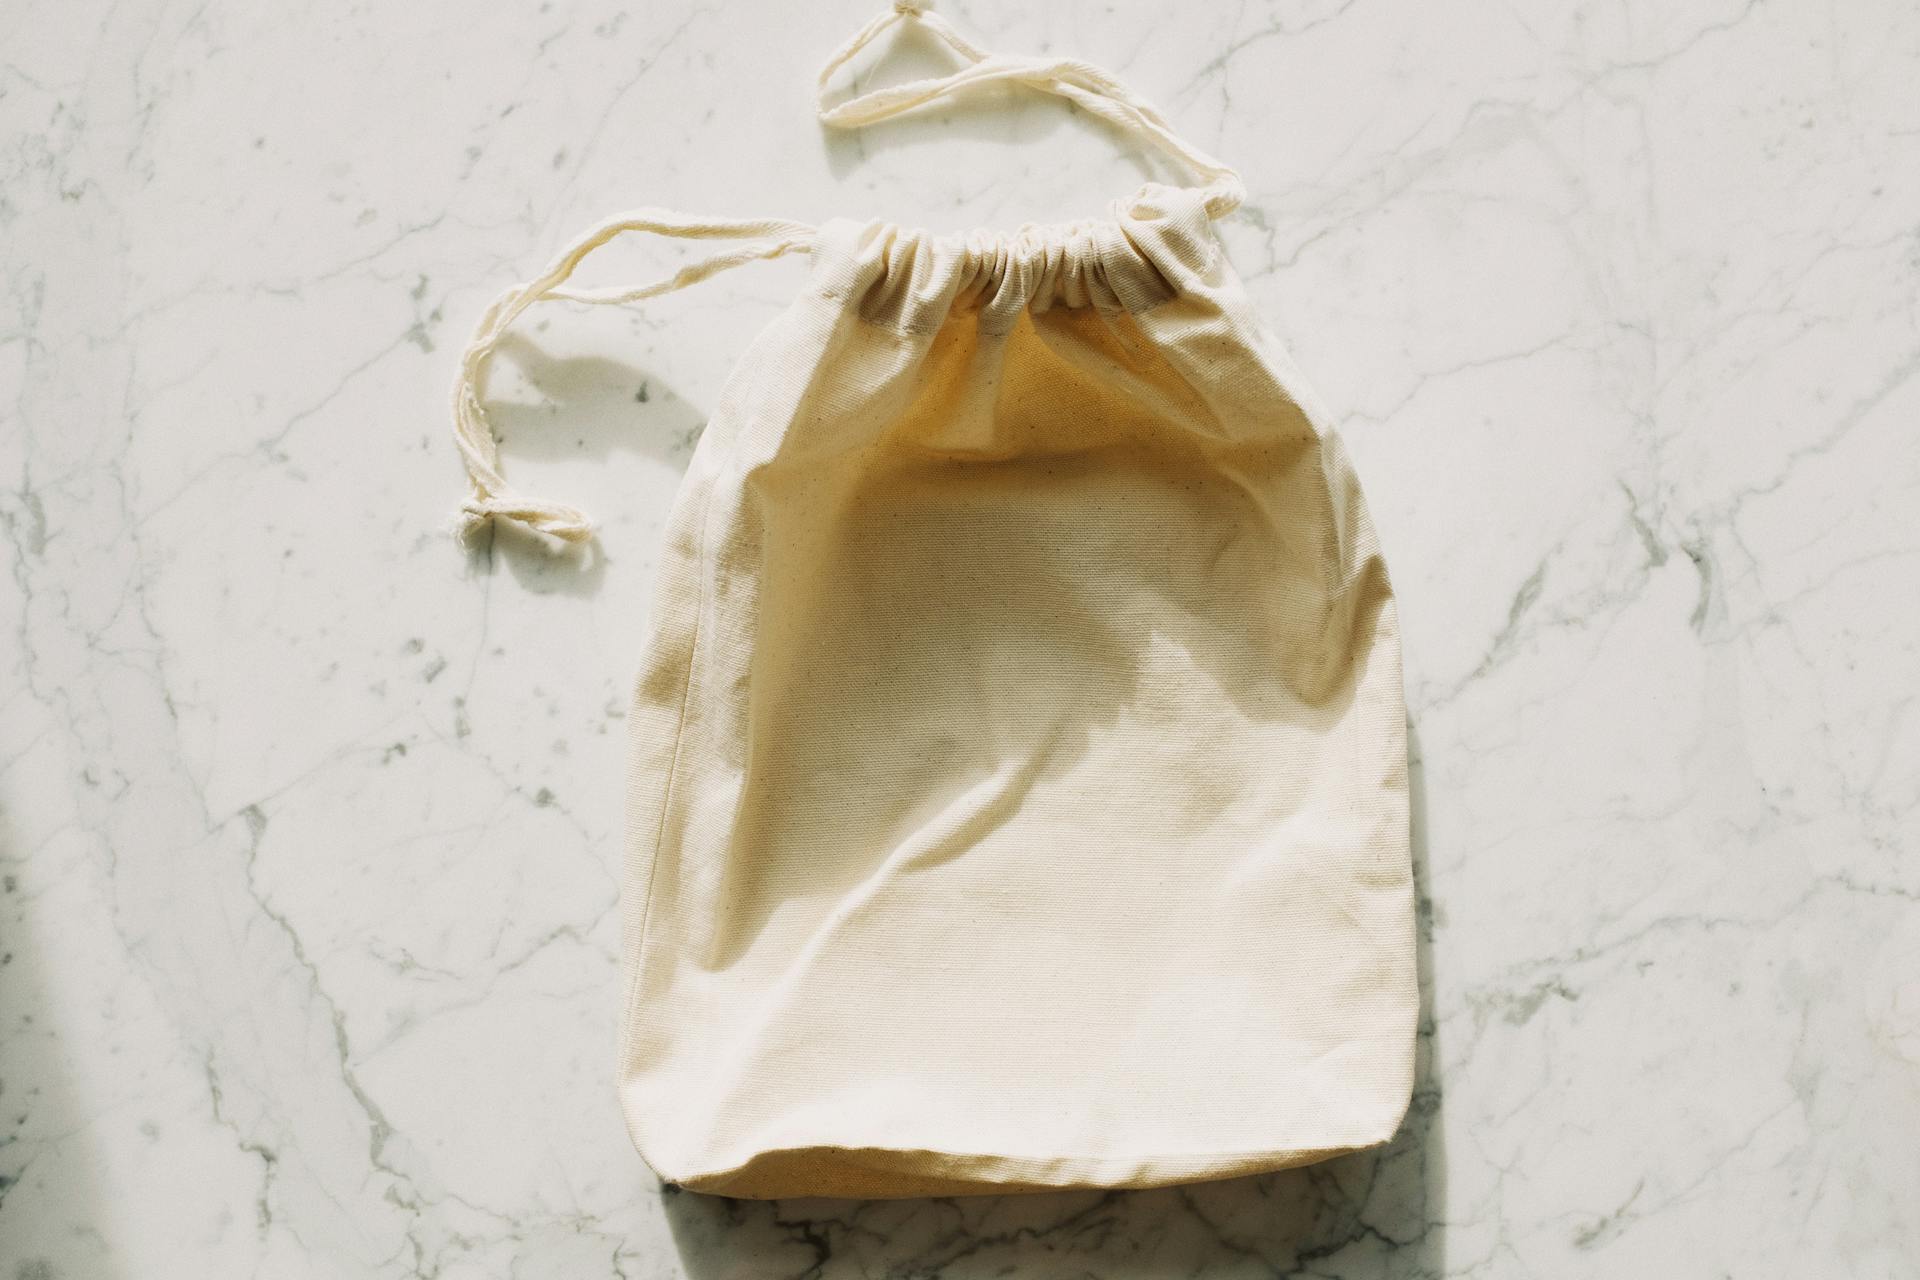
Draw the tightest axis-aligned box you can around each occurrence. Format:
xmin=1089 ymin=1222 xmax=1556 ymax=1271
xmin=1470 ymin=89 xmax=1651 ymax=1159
xmin=4 ymin=0 xmax=1917 ymax=1275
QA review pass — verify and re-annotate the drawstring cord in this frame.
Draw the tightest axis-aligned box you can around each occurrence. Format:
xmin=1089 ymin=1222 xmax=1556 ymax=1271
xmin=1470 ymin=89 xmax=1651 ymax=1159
xmin=816 ymin=1 xmax=1246 ymax=219
xmin=449 ymin=0 xmax=1243 ymax=545
xmin=448 ymin=210 xmax=815 ymax=546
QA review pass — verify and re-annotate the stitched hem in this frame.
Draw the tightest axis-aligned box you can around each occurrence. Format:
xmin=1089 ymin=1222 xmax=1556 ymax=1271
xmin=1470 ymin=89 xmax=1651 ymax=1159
xmin=664 ymin=1132 xmax=1397 ymax=1201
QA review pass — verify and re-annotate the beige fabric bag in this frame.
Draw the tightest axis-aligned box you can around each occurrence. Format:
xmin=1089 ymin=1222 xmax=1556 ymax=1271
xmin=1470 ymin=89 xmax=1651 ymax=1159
xmin=449 ymin=0 xmax=1418 ymax=1200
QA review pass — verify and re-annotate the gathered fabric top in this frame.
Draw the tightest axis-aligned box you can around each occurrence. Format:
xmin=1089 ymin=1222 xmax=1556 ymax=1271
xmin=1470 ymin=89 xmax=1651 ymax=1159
xmin=807 ymin=178 xmax=1224 ymax=337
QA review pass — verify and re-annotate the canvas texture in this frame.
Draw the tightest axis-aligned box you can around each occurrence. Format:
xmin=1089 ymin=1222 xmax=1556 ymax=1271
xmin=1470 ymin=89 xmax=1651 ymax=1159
xmin=448 ymin=1 xmax=1419 ymax=1201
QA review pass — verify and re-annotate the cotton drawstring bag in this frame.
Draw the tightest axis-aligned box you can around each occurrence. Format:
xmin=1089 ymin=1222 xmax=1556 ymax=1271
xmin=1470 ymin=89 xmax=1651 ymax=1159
xmin=449 ymin=0 xmax=1418 ymax=1200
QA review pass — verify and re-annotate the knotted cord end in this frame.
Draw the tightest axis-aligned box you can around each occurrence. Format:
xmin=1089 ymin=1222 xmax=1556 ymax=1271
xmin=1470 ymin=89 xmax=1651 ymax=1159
xmin=451 ymin=494 xmax=598 ymax=550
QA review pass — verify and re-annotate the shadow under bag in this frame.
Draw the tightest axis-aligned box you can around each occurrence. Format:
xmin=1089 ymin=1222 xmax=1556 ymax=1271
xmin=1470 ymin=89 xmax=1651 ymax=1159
xmin=449 ymin=0 xmax=1419 ymax=1200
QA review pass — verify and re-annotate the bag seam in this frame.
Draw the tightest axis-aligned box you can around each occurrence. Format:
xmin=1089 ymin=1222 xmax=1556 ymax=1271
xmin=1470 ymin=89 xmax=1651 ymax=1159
xmin=619 ymin=433 xmax=725 ymax=1069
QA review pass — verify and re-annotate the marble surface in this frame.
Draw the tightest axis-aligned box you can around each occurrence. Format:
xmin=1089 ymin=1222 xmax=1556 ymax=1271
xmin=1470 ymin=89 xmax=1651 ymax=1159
xmin=4 ymin=0 xmax=1918 ymax=1275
